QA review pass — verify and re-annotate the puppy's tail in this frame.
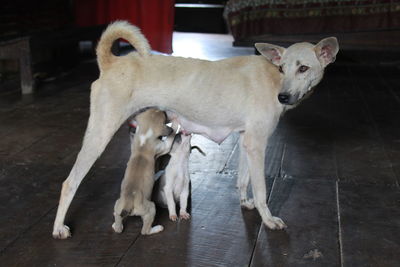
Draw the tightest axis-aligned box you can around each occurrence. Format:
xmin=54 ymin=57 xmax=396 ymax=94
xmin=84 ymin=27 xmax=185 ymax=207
xmin=96 ymin=20 xmax=151 ymax=71
xmin=119 ymin=190 xmax=141 ymax=218
xmin=191 ymin=146 xmax=206 ymax=156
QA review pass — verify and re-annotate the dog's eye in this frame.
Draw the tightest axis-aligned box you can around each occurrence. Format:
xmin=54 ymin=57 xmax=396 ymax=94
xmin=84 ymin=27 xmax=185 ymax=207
xmin=278 ymin=66 xmax=284 ymax=74
xmin=299 ymin=65 xmax=309 ymax=73
xmin=158 ymin=136 xmax=167 ymax=141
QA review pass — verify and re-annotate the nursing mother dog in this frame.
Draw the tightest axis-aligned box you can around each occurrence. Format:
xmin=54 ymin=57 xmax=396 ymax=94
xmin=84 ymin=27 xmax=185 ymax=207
xmin=52 ymin=21 xmax=339 ymax=239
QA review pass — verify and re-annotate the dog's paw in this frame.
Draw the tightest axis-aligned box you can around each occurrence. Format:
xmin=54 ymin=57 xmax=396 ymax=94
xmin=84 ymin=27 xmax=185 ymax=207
xmin=264 ymin=216 xmax=287 ymax=230
xmin=148 ymin=225 xmax=164 ymax=235
xmin=179 ymin=211 xmax=191 ymax=220
xmin=52 ymin=225 xmax=71 ymax=239
xmin=240 ymin=198 xmax=255 ymax=210
xmin=112 ymin=222 xmax=124 ymax=233
xmin=169 ymin=214 xmax=178 ymax=221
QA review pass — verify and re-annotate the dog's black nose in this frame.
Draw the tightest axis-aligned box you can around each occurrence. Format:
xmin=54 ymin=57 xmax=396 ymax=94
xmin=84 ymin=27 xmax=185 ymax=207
xmin=278 ymin=93 xmax=290 ymax=104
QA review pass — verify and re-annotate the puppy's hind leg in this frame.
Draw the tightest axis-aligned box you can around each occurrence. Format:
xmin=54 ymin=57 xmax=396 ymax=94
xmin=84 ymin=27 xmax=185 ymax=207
xmin=237 ymin=133 xmax=254 ymax=210
xmin=53 ymin=87 xmax=129 ymax=239
xmin=164 ymin=171 xmax=178 ymax=221
xmin=140 ymin=201 xmax=163 ymax=235
xmin=112 ymin=199 xmax=125 ymax=233
xmin=179 ymin=180 xmax=190 ymax=220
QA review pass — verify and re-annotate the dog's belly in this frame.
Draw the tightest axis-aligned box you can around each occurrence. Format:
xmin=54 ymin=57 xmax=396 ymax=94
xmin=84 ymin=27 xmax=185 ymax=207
xmin=166 ymin=111 xmax=235 ymax=144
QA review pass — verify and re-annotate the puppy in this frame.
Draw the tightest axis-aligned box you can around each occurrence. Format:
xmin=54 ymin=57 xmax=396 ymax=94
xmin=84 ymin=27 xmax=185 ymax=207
xmin=154 ymin=133 xmax=205 ymax=221
xmin=112 ymin=109 xmax=175 ymax=235
xmin=53 ymin=21 xmax=339 ymax=238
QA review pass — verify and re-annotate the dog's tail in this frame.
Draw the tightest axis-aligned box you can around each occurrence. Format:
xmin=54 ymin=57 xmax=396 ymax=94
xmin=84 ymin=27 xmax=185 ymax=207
xmin=96 ymin=20 xmax=151 ymax=71
xmin=191 ymin=146 xmax=206 ymax=156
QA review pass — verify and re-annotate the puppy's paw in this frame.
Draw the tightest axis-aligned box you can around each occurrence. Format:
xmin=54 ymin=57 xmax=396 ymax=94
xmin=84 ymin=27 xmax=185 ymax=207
xmin=112 ymin=222 xmax=124 ymax=233
xmin=179 ymin=211 xmax=191 ymax=220
xmin=264 ymin=216 xmax=287 ymax=230
xmin=52 ymin=225 xmax=71 ymax=239
xmin=169 ymin=214 xmax=178 ymax=222
xmin=240 ymin=198 xmax=255 ymax=210
xmin=149 ymin=225 xmax=164 ymax=235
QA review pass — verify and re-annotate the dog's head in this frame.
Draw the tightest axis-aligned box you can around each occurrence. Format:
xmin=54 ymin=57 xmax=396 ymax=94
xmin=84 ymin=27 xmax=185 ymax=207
xmin=255 ymin=37 xmax=339 ymax=106
xmin=131 ymin=109 xmax=174 ymax=147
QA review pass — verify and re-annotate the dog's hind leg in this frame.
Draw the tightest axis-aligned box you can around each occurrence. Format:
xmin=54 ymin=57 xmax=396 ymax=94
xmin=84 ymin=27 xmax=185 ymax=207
xmin=237 ymin=133 xmax=254 ymax=210
xmin=179 ymin=173 xmax=190 ymax=220
xmin=140 ymin=201 xmax=163 ymax=235
xmin=53 ymin=92 xmax=128 ymax=239
xmin=242 ymin=128 xmax=286 ymax=230
xmin=112 ymin=199 xmax=125 ymax=233
xmin=165 ymin=180 xmax=178 ymax=221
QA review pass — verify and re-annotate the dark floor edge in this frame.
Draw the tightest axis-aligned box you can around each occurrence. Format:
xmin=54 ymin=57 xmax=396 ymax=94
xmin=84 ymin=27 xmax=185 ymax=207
xmin=373 ymin=66 xmax=400 ymax=187
xmin=0 ymin=205 xmax=57 ymax=255
xmin=352 ymin=66 xmax=400 ymax=187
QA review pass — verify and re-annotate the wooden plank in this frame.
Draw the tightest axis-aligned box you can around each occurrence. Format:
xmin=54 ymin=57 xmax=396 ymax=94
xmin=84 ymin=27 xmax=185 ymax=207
xmin=360 ymin=65 xmax=400 ymax=185
xmin=339 ymin=182 xmax=400 ymax=267
xmin=281 ymin=126 xmax=336 ymax=180
xmin=251 ymin=178 xmax=340 ymax=267
xmin=0 ymin=167 xmax=141 ymax=266
xmin=117 ymin=173 xmax=262 ymax=267
xmin=330 ymin=65 xmax=397 ymax=184
xmin=0 ymin=163 xmax=68 ymax=251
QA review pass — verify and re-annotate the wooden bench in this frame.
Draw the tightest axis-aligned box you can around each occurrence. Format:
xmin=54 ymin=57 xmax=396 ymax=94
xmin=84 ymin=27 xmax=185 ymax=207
xmin=0 ymin=36 xmax=34 ymax=94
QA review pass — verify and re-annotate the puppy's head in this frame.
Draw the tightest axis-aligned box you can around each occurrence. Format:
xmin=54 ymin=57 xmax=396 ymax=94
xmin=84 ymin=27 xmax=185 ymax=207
xmin=255 ymin=37 xmax=339 ymax=106
xmin=134 ymin=109 xmax=173 ymax=147
xmin=170 ymin=133 xmax=192 ymax=154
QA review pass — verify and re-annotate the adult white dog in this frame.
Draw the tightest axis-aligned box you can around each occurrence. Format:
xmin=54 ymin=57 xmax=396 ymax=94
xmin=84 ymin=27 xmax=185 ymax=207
xmin=52 ymin=21 xmax=339 ymax=239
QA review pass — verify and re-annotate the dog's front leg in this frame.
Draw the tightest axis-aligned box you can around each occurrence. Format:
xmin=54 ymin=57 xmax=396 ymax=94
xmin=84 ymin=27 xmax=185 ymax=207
xmin=53 ymin=100 xmax=126 ymax=239
xmin=243 ymin=130 xmax=286 ymax=230
xmin=237 ymin=133 xmax=254 ymax=210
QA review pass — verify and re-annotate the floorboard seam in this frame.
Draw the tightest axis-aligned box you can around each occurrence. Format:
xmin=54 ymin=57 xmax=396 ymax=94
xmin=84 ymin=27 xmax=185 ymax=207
xmin=113 ymin=233 xmax=142 ymax=267
xmin=218 ymin=137 xmax=239 ymax=174
xmin=0 ymin=205 xmax=57 ymax=255
xmin=248 ymin=173 xmax=279 ymax=267
xmin=10 ymin=131 xmax=55 ymax=159
xmin=335 ymin=181 xmax=344 ymax=267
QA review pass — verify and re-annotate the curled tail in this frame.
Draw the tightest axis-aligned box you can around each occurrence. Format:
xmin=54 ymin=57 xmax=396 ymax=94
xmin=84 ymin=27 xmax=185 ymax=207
xmin=96 ymin=20 xmax=151 ymax=72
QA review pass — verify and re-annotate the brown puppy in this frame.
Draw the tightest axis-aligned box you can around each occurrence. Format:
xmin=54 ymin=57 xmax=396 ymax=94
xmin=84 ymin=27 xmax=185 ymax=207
xmin=112 ymin=109 xmax=175 ymax=235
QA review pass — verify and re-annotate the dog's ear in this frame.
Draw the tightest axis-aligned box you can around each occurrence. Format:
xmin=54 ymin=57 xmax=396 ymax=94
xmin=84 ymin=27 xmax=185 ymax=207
xmin=314 ymin=37 xmax=339 ymax=67
xmin=255 ymin=43 xmax=285 ymax=65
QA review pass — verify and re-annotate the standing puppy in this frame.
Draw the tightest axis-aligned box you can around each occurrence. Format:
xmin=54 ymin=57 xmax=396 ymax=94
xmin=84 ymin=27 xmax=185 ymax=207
xmin=112 ymin=109 xmax=175 ymax=235
xmin=154 ymin=134 xmax=205 ymax=221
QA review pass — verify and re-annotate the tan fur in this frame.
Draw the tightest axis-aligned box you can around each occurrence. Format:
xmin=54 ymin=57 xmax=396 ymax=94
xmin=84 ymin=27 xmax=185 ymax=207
xmin=112 ymin=109 xmax=175 ymax=235
xmin=52 ymin=21 xmax=339 ymax=239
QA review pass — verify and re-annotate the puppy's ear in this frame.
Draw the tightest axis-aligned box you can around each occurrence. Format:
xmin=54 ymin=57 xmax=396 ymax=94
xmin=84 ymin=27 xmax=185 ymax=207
xmin=314 ymin=37 xmax=339 ymax=67
xmin=255 ymin=43 xmax=286 ymax=65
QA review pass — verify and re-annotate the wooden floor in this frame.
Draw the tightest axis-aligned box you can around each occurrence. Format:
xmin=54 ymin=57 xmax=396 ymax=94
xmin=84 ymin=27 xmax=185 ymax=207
xmin=0 ymin=32 xmax=400 ymax=267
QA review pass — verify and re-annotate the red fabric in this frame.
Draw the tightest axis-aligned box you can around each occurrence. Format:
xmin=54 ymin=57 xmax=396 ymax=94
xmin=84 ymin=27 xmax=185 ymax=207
xmin=74 ymin=0 xmax=175 ymax=53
